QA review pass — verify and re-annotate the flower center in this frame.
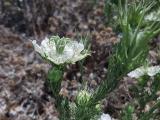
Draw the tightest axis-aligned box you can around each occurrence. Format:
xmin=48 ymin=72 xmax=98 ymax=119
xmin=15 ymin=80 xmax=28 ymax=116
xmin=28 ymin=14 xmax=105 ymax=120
xmin=55 ymin=39 xmax=66 ymax=54
xmin=50 ymin=36 xmax=69 ymax=54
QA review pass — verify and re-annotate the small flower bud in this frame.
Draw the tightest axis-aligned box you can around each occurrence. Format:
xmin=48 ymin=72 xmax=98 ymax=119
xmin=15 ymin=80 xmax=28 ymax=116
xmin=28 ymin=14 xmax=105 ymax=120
xmin=95 ymin=103 xmax=101 ymax=112
xmin=76 ymin=90 xmax=91 ymax=106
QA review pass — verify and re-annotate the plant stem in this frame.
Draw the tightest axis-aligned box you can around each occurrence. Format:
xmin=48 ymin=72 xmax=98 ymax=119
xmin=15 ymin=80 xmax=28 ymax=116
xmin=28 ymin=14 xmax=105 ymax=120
xmin=48 ymin=65 xmax=71 ymax=120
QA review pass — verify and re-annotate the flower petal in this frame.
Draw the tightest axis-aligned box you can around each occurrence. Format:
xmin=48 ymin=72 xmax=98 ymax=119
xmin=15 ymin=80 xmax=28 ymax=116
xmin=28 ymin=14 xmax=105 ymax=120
xmin=128 ymin=66 xmax=160 ymax=78
xmin=47 ymin=55 xmax=66 ymax=65
xmin=47 ymin=46 xmax=74 ymax=65
xmin=65 ymin=41 xmax=88 ymax=63
xmin=99 ymin=113 xmax=112 ymax=120
xmin=73 ymin=41 xmax=84 ymax=54
xmin=69 ymin=53 xmax=89 ymax=63
xmin=41 ymin=37 xmax=56 ymax=53
xmin=147 ymin=66 xmax=160 ymax=76
xmin=145 ymin=10 xmax=160 ymax=22
xmin=127 ymin=66 xmax=146 ymax=78
xmin=32 ymin=40 xmax=45 ymax=57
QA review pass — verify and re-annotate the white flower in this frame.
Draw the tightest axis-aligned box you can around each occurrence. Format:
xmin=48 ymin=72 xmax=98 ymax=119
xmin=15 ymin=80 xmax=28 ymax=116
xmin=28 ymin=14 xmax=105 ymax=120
xmin=32 ymin=36 xmax=89 ymax=65
xmin=99 ymin=113 xmax=112 ymax=120
xmin=145 ymin=10 xmax=160 ymax=22
xmin=127 ymin=66 xmax=160 ymax=78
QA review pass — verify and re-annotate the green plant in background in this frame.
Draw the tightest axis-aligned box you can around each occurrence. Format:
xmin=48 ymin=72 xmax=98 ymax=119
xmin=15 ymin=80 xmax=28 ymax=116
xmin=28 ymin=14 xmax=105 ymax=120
xmin=92 ymin=0 xmax=160 ymax=103
xmin=94 ymin=0 xmax=160 ymax=119
xmin=104 ymin=0 xmax=119 ymax=27
xmin=104 ymin=0 xmax=160 ymax=31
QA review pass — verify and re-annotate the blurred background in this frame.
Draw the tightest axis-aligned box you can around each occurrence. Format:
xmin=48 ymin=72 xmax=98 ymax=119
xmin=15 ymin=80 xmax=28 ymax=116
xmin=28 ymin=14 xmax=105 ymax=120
xmin=0 ymin=0 xmax=160 ymax=120
xmin=0 ymin=0 xmax=116 ymax=39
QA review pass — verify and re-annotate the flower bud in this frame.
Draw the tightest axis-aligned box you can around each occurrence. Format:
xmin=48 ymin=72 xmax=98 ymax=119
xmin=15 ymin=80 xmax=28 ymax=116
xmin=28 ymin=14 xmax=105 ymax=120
xmin=76 ymin=90 xmax=91 ymax=106
xmin=95 ymin=103 xmax=101 ymax=112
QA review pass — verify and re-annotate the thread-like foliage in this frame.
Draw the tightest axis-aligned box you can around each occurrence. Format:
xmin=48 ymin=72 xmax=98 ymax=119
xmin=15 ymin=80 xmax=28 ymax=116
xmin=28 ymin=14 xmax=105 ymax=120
xmin=91 ymin=0 xmax=160 ymax=104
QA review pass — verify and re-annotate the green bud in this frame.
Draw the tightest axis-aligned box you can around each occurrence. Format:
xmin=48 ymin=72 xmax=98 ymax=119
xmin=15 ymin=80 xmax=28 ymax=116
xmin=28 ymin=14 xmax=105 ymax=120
xmin=77 ymin=90 xmax=91 ymax=106
xmin=95 ymin=103 xmax=101 ymax=112
xmin=127 ymin=105 xmax=134 ymax=113
xmin=48 ymin=66 xmax=63 ymax=82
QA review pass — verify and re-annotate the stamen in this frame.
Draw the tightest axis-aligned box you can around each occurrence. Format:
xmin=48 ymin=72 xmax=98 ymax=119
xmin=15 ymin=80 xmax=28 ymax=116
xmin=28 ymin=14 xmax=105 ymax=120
xmin=50 ymin=36 xmax=69 ymax=54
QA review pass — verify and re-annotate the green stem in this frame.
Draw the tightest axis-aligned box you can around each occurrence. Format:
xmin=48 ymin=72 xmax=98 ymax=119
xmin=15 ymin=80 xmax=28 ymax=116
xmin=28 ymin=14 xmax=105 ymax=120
xmin=47 ymin=65 xmax=70 ymax=120
xmin=48 ymin=65 xmax=63 ymax=98
xmin=56 ymin=98 xmax=70 ymax=120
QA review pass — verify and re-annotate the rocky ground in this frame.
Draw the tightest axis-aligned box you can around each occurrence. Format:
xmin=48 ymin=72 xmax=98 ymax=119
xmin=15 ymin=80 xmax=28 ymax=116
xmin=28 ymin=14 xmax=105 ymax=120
xmin=0 ymin=0 xmax=160 ymax=120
